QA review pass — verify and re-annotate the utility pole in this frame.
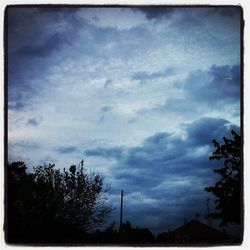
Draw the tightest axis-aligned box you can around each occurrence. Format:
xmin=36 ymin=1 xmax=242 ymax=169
xmin=119 ymin=189 xmax=124 ymax=232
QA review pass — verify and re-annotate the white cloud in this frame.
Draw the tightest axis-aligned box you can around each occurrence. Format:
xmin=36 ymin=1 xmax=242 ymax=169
xmin=152 ymin=178 xmax=192 ymax=191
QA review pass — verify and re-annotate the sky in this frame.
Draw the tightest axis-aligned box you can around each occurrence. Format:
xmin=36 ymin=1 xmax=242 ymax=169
xmin=7 ymin=6 xmax=241 ymax=235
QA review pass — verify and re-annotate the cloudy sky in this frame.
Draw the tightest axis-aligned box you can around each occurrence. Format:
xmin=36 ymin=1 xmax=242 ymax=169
xmin=7 ymin=6 xmax=241 ymax=234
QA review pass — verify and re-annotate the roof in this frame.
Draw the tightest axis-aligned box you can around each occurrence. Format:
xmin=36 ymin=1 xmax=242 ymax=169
xmin=159 ymin=220 xmax=231 ymax=244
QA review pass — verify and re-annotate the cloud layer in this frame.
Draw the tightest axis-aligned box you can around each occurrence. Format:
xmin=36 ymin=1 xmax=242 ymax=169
xmin=85 ymin=117 xmax=239 ymax=232
xmin=7 ymin=7 xmax=241 ymax=234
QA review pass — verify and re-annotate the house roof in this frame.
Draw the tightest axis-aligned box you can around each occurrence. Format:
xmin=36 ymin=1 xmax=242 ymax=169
xmin=161 ymin=220 xmax=231 ymax=243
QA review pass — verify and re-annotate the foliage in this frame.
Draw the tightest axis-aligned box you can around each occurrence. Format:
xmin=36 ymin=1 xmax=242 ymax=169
xmin=6 ymin=161 xmax=112 ymax=243
xmin=205 ymin=130 xmax=241 ymax=226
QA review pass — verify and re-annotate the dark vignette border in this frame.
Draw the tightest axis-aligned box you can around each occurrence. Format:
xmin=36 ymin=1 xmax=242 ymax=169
xmin=3 ymin=4 xmax=244 ymax=247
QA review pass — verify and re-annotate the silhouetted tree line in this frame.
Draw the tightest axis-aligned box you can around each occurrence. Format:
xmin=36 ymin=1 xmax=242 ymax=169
xmin=6 ymin=161 xmax=112 ymax=243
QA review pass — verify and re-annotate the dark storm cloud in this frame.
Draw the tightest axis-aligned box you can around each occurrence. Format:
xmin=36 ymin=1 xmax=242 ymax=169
xmin=87 ymin=117 xmax=239 ymax=232
xmin=85 ymin=147 xmax=124 ymax=159
xmin=120 ymin=132 xmax=185 ymax=174
xmin=185 ymin=117 xmax=236 ymax=146
xmin=38 ymin=7 xmax=79 ymax=16
xmin=7 ymin=8 xmax=70 ymax=54
xmin=8 ymin=89 xmax=37 ymax=112
xmin=206 ymin=7 xmax=241 ymax=19
xmin=8 ymin=101 xmax=26 ymax=110
xmin=7 ymin=7 xmax=83 ymax=109
xmin=131 ymin=67 xmax=175 ymax=83
xmin=144 ymin=64 xmax=240 ymax=116
xmin=85 ymin=117 xmax=239 ymax=189
xmin=207 ymin=65 xmax=240 ymax=100
xmin=15 ymin=33 xmax=67 ymax=58
xmin=7 ymin=7 xmax=80 ymax=45
xmin=138 ymin=7 xmax=176 ymax=20
xmin=7 ymin=8 xmax=38 ymax=47
xmin=26 ymin=117 xmax=41 ymax=126
xmin=8 ymin=7 xmax=77 ymax=58
xmin=86 ymin=121 xmax=238 ymax=232
xmin=181 ymin=64 xmax=240 ymax=102
xmin=184 ymin=64 xmax=240 ymax=102
xmin=57 ymin=146 xmax=78 ymax=154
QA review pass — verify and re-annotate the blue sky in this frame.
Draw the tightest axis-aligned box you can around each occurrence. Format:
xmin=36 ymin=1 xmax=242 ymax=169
xmin=7 ymin=7 xmax=241 ymax=235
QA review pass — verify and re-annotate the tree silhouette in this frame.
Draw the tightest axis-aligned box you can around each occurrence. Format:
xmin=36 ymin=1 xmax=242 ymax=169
xmin=205 ymin=130 xmax=241 ymax=226
xmin=6 ymin=161 xmax=112 ymax=243
xmin=7 ymin=161 xmax=35 ymax=242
